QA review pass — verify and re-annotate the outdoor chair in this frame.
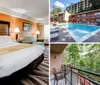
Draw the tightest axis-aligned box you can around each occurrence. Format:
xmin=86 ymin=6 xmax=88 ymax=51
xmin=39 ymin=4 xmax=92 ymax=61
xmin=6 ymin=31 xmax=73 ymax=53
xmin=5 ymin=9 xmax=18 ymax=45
xmin=61 ymin=64 xmax=69 ymax=84
xmin=52 ymin=68 xmax=64 ymax=85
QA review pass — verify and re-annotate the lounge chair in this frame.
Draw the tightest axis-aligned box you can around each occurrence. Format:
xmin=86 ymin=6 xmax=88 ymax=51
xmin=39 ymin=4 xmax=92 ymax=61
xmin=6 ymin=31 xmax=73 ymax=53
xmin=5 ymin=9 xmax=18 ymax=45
xmin=50 ymin=27 xmax=59 ymax=42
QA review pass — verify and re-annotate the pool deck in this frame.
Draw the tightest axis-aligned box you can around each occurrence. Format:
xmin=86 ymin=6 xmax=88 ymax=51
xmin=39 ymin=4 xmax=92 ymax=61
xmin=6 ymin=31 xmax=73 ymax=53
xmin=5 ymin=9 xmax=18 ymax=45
xmin=84 ymin=31 xmax=100 ymax=42
xmin=51 ymin=28 xmax=75 ymax=42
xmin=50 ymin=28 xmax=100 ymax=42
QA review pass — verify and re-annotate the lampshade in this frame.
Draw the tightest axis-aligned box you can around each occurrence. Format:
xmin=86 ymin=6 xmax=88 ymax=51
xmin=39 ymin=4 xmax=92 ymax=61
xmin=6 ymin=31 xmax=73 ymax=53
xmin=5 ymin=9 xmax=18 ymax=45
xmin=14 ymin=27 xmax=20 ymax=33
xmin=36 ymin=30 xmax=40 ymax=35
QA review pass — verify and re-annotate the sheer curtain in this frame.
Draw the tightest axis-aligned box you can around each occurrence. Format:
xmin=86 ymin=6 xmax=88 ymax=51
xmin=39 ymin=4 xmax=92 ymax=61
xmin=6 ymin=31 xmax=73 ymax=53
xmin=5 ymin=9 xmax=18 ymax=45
xmin=44 ymin=25 xmax=50 ymax=43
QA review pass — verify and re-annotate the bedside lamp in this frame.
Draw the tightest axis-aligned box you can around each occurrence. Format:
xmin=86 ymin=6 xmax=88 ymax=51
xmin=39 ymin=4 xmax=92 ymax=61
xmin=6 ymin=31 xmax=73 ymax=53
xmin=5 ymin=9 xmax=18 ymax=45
xmin=36 ymin=30 xmax=40 ymax=39
xmin=14 ymin=27 xmax=20 ymax=40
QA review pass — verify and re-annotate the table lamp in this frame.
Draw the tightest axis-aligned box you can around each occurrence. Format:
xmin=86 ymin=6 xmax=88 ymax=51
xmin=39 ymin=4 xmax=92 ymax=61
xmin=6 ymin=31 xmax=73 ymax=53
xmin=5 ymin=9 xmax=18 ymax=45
xmin=36 ymin=30 xmax=40 ymax=39
xmin=14 ymin=27 xmax=20 ymax=40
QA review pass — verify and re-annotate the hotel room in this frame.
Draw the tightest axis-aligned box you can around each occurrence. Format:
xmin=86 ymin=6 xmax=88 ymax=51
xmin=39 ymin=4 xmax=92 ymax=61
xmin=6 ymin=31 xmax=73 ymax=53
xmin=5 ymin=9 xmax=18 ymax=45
xmin=0 ymin=0 xmax=49 ymax=85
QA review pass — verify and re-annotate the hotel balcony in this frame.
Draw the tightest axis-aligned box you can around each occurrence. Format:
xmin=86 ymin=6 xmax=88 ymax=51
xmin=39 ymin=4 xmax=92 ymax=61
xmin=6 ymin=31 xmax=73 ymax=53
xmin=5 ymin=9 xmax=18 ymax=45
xmin=75 ymin=16 xmax=95 ymax=19
xmin=50 ymin=44 xmax=100 ymax=85
xmin=94 ymin=15 xmax=100 ymax=18
xmin=50 ymin=66 xmax=100 ymax=85
xmin=69 ymin=15 xmax=100 ymax=22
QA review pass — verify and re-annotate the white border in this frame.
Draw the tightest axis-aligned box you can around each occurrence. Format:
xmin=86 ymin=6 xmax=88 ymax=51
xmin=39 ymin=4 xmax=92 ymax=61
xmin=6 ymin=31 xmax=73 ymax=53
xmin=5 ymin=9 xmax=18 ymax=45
xmin=49 ymin=0 xmax=51 ymax=85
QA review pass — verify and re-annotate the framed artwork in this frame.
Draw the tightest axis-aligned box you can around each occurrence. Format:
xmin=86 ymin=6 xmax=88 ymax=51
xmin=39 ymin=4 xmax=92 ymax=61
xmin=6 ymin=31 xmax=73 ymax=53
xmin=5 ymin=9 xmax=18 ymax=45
xmin=23 ymin=22 xmax=32 ymax=31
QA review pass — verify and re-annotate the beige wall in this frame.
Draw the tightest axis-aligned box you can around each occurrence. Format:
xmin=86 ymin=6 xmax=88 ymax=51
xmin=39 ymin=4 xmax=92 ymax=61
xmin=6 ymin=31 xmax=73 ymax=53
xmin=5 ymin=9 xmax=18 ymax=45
xmin=38 ymin=24 xmax=44 ymax=39
xmin=50 ymin=53 xmax=64 ymax=75
xmin=64 ymin=11 xmax=71 ymax=22
xmin=0 ymin=13 xmax=39 ymax=40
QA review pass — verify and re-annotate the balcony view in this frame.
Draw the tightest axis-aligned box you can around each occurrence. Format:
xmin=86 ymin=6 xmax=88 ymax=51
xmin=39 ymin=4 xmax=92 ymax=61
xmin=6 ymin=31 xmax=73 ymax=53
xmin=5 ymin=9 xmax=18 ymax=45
xmin=50 ymin=44 xmax=100 ymax=85
xmin=50 ymin=0 xmax=100 ymax=42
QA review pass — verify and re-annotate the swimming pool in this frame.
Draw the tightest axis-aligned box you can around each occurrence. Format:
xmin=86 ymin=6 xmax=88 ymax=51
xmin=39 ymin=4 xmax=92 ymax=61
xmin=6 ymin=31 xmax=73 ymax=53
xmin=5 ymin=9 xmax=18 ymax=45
xmin=63 ymin=23 xmax=100 ymax=42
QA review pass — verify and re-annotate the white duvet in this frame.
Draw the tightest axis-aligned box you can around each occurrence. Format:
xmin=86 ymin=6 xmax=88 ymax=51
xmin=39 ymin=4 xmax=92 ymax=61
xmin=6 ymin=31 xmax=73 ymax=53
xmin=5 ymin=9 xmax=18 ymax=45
xmin=0 ymin=36 xmax=45 ymax=78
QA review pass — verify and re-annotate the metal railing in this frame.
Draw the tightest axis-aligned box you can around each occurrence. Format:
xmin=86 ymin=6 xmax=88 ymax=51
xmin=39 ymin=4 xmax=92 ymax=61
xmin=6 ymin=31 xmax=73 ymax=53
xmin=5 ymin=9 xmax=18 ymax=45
xmin=66 ymin=67 xmax=100 ymax=85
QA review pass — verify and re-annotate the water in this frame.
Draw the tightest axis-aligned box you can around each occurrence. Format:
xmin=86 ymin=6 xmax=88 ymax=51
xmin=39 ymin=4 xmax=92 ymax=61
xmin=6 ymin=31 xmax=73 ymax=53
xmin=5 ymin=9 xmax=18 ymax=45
xmin=63 ymin=23 xmax=100 ymax=42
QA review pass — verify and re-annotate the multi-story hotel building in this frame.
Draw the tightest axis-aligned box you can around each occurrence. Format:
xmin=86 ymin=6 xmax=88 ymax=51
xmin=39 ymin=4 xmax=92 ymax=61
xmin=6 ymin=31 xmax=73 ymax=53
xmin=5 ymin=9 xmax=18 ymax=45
xmin=67 ymin=0 xmax=92 ymax=12
xmin=68 ymin=9 xmax=100 ymax=25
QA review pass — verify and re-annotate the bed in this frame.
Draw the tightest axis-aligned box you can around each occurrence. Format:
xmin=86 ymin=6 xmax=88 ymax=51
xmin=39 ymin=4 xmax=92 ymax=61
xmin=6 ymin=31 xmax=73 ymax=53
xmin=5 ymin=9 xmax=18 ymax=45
xmin=0 ymin=21 xmax=45 ymax=84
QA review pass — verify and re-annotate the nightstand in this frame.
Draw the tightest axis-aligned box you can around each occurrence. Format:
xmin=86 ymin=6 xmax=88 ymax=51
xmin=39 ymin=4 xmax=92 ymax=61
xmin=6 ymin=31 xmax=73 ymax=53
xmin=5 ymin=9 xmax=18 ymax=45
xmin=37 ymin=39 xmax=44 ymax=42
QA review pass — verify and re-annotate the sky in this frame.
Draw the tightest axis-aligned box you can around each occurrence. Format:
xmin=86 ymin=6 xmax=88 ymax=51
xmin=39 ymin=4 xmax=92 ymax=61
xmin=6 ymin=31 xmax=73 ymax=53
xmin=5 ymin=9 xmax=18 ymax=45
xmin=50 ymin=0 xmax=80 ymax=11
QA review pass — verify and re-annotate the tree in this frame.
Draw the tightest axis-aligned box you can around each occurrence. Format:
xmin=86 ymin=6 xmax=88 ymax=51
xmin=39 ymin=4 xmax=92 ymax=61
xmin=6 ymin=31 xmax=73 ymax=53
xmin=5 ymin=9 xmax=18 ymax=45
xmin=51 ymin=5 xmax=62 ymax=14
xmin=66 ymin=44 xmax=80 ymax=67
xmin=89 ymin=0 xmax=100 ymax=10
xmin=64 ymin=44 xmax=100 ymax=72
xmin=50 ymin=5 xmax=62 ymax=22
xmin=66 ymin=8 xmax=76 ymax=14
xmin=64 ymin=44 xmax=100 ymax=82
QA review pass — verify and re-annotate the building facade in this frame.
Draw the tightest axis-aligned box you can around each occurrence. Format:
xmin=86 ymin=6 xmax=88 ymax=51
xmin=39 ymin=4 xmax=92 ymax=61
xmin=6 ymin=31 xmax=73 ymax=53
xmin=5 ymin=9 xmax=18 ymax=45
xmin=67 ymin=0 xmax=91 ymax=13
xmin=69 ymin=9 xmax=100 ymax=25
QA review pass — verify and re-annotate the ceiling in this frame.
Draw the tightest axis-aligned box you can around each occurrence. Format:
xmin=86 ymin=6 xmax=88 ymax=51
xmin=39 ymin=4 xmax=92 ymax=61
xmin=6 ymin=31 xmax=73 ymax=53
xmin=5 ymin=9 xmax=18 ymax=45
xmin=51 ymin=44 xmax=67 ymax=54
xmin=0 ymin=0 xmax=49 ymax=24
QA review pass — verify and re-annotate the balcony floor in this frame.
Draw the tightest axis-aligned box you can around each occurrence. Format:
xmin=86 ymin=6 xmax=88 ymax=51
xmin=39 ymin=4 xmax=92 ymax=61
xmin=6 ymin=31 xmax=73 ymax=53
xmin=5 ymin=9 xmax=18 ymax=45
xmin=84 ymin=31 xmax=100 ymax=42
xmin=50 ymin=78 xmax=67 ymax=85
xmin=50 ymin=72 xmax=81 ymax=85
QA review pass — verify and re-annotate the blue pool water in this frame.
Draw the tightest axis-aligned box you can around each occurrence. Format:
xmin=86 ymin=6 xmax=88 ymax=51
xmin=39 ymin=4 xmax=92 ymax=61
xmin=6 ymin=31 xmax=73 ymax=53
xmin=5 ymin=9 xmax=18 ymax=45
xmin=63 ymin=23 xmax=100 ymax=42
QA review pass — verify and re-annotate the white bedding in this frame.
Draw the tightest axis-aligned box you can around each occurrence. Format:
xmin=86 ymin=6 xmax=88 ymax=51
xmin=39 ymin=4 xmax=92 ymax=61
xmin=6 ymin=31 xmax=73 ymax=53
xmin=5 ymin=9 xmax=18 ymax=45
xmin=0 ymin=36 xmax=45 ymax=78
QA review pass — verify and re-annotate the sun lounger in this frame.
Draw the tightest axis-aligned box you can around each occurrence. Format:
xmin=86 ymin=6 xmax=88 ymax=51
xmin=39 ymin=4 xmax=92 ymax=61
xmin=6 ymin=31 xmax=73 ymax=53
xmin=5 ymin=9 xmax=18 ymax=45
xmin=50 ymin=27 xmax=60 ymax=42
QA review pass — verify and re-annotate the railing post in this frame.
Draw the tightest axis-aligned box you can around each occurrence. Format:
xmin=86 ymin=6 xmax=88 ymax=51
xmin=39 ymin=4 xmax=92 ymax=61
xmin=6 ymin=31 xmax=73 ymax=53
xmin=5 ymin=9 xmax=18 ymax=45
xmin=70 ymin=67 xmax=72 ymax=85
xmin=69 ymin=67 xmax=100 ymax=85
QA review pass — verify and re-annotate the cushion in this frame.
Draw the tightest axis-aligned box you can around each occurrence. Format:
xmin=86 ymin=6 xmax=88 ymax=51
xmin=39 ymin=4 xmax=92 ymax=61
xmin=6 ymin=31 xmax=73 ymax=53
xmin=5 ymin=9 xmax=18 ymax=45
xmin=20 ymin=37 xmax=36 ymax=42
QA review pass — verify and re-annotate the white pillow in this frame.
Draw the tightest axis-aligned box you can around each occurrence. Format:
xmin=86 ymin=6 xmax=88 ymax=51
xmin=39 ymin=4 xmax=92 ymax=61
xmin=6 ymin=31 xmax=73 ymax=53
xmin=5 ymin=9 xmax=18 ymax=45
xmin=0 ymin=36 xmax=13 ymax=45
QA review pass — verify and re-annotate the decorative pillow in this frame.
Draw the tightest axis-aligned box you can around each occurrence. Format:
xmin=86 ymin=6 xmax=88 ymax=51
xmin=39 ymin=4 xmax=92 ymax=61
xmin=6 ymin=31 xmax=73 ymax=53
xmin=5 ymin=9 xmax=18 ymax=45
xmin=0 ymin=36 xmax=13 ymax=45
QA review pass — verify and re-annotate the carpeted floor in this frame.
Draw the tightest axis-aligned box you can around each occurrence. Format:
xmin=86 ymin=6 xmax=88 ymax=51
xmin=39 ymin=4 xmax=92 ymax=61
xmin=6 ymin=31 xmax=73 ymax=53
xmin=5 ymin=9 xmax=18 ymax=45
xmin=16 ymin=46 xmax=49 ymax=85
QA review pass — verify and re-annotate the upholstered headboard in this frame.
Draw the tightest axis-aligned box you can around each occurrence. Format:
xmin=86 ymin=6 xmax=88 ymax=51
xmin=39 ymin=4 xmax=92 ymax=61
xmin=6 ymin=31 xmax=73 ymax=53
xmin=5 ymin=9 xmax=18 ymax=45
xmin=0 ymin=21 xmax=10 ymax=35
